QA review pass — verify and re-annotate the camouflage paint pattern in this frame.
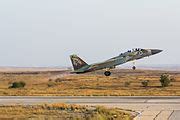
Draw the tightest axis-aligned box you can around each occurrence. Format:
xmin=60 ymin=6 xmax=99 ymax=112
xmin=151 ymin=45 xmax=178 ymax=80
xmin=70 ymin=48 xmax=162 ymax=73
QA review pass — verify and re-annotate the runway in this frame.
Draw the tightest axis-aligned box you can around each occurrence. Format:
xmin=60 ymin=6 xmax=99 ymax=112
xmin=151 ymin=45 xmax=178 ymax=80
xmin=0 ymin=96 xmax=179 ymax=120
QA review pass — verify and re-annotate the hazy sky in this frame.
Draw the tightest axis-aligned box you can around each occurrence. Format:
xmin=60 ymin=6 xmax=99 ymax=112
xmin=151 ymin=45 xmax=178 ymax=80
xmin=0 ymin=0 xmax=180 ymax=67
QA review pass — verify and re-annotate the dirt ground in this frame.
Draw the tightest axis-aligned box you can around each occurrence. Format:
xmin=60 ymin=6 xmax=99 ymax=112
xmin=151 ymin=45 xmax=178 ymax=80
xmin=0 ymin=68 xmax=179 ymax=96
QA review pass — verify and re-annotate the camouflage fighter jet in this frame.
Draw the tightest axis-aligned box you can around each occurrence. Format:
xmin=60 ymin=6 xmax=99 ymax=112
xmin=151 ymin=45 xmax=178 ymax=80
xmin=70 ymin=48 xmax=162 ymax=76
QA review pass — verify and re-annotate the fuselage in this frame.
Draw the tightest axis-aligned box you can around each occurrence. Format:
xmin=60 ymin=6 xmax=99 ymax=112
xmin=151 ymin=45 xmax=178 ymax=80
xmin=72 ymin=48 xmax=162 ymax=73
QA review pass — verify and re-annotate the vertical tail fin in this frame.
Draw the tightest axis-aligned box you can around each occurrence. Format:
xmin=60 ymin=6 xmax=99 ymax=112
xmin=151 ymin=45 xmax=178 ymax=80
xmin=70 ymin=55 xmax=88 ymax=70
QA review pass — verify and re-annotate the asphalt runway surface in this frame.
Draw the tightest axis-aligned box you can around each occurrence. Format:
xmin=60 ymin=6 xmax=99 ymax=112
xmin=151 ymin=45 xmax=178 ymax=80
xmin=0 ymin=96 xmax=179 ymax=120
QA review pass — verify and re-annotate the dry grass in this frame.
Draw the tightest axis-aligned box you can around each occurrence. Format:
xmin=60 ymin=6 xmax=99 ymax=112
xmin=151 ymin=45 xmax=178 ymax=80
xmin=0 ymin=69 xmax=180 ymax=96
xmin=0 ymin=103 xmax=133 ymax=120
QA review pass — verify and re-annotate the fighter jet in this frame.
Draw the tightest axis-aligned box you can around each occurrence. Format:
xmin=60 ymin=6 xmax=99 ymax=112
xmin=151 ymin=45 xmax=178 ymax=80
xmin=70 ymin=48 xmax=162 ymax=76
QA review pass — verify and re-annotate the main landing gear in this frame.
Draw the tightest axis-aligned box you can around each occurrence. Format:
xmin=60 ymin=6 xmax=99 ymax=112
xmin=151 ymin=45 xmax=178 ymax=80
xmin=132 ymin=66 xmax=136 ymax=70
xmin=104 ymin=71 xmax=111 ymax=76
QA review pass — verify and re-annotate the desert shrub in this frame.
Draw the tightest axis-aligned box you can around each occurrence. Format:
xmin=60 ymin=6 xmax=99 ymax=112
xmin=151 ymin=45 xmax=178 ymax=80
xmin=47 ymin=82 xmax=56 ymax=87
xmin=55 ymin=78 xmax=64 ymax=82
xmin=160 ymin=74 xmax=171 ymax=87
xmin=124 ymin=81 xmax=131 ymax=87
xmin=141 ymin=80 xmax=149 ymax=87
xmin=9 ymin=81 xmax=26 ymax=88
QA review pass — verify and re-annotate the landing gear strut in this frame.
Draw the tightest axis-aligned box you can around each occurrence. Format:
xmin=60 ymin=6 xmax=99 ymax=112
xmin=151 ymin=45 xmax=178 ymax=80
xmin=104 ymin=71 xmax=111 ymax=76
xmin=132 ymin=61 xmax=136 ymax=70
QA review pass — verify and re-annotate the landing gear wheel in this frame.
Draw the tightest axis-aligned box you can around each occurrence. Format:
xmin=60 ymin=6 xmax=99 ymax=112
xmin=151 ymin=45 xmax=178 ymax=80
xmin=104 ymin=71 xmax=111 ymax=76
xmin=132 ymin=66 xmax=136 ymax=70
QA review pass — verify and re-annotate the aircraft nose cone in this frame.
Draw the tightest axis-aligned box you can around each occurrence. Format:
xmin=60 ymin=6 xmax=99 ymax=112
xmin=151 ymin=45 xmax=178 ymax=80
xmin=151 ymin=49 xmax=163 ymax=55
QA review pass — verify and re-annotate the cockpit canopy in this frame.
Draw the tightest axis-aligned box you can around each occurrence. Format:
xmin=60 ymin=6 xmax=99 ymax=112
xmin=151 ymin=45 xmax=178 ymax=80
xmin=127 ymin=48 xmax=142 ymax=53
xmin=120 ymin=48 xmax=145 ymax=56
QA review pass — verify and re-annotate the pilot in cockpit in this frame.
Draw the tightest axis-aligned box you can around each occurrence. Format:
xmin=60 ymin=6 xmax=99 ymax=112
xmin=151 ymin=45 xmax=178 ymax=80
xmin=135 ymin=48 xmax=141 ymax=51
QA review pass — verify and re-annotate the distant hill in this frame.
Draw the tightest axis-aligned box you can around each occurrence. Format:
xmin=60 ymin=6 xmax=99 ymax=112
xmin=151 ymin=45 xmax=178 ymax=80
xmin=0 ymin=64 xmax=180 ymax=72
xmin=0 ymin=67 xmax=68 ymax=72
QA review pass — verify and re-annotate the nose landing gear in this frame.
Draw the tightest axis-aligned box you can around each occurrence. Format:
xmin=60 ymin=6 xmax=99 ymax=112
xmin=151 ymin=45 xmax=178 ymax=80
xmin=132 ymin=61 xmax=136 ymax=70
xmin=104 ymin=71 xmax=111 ymax=76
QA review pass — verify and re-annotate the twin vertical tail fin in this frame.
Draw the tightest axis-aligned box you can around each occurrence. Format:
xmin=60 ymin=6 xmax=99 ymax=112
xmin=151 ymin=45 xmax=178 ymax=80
xmin=70 ymin=55 xmax=88 ymax=70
